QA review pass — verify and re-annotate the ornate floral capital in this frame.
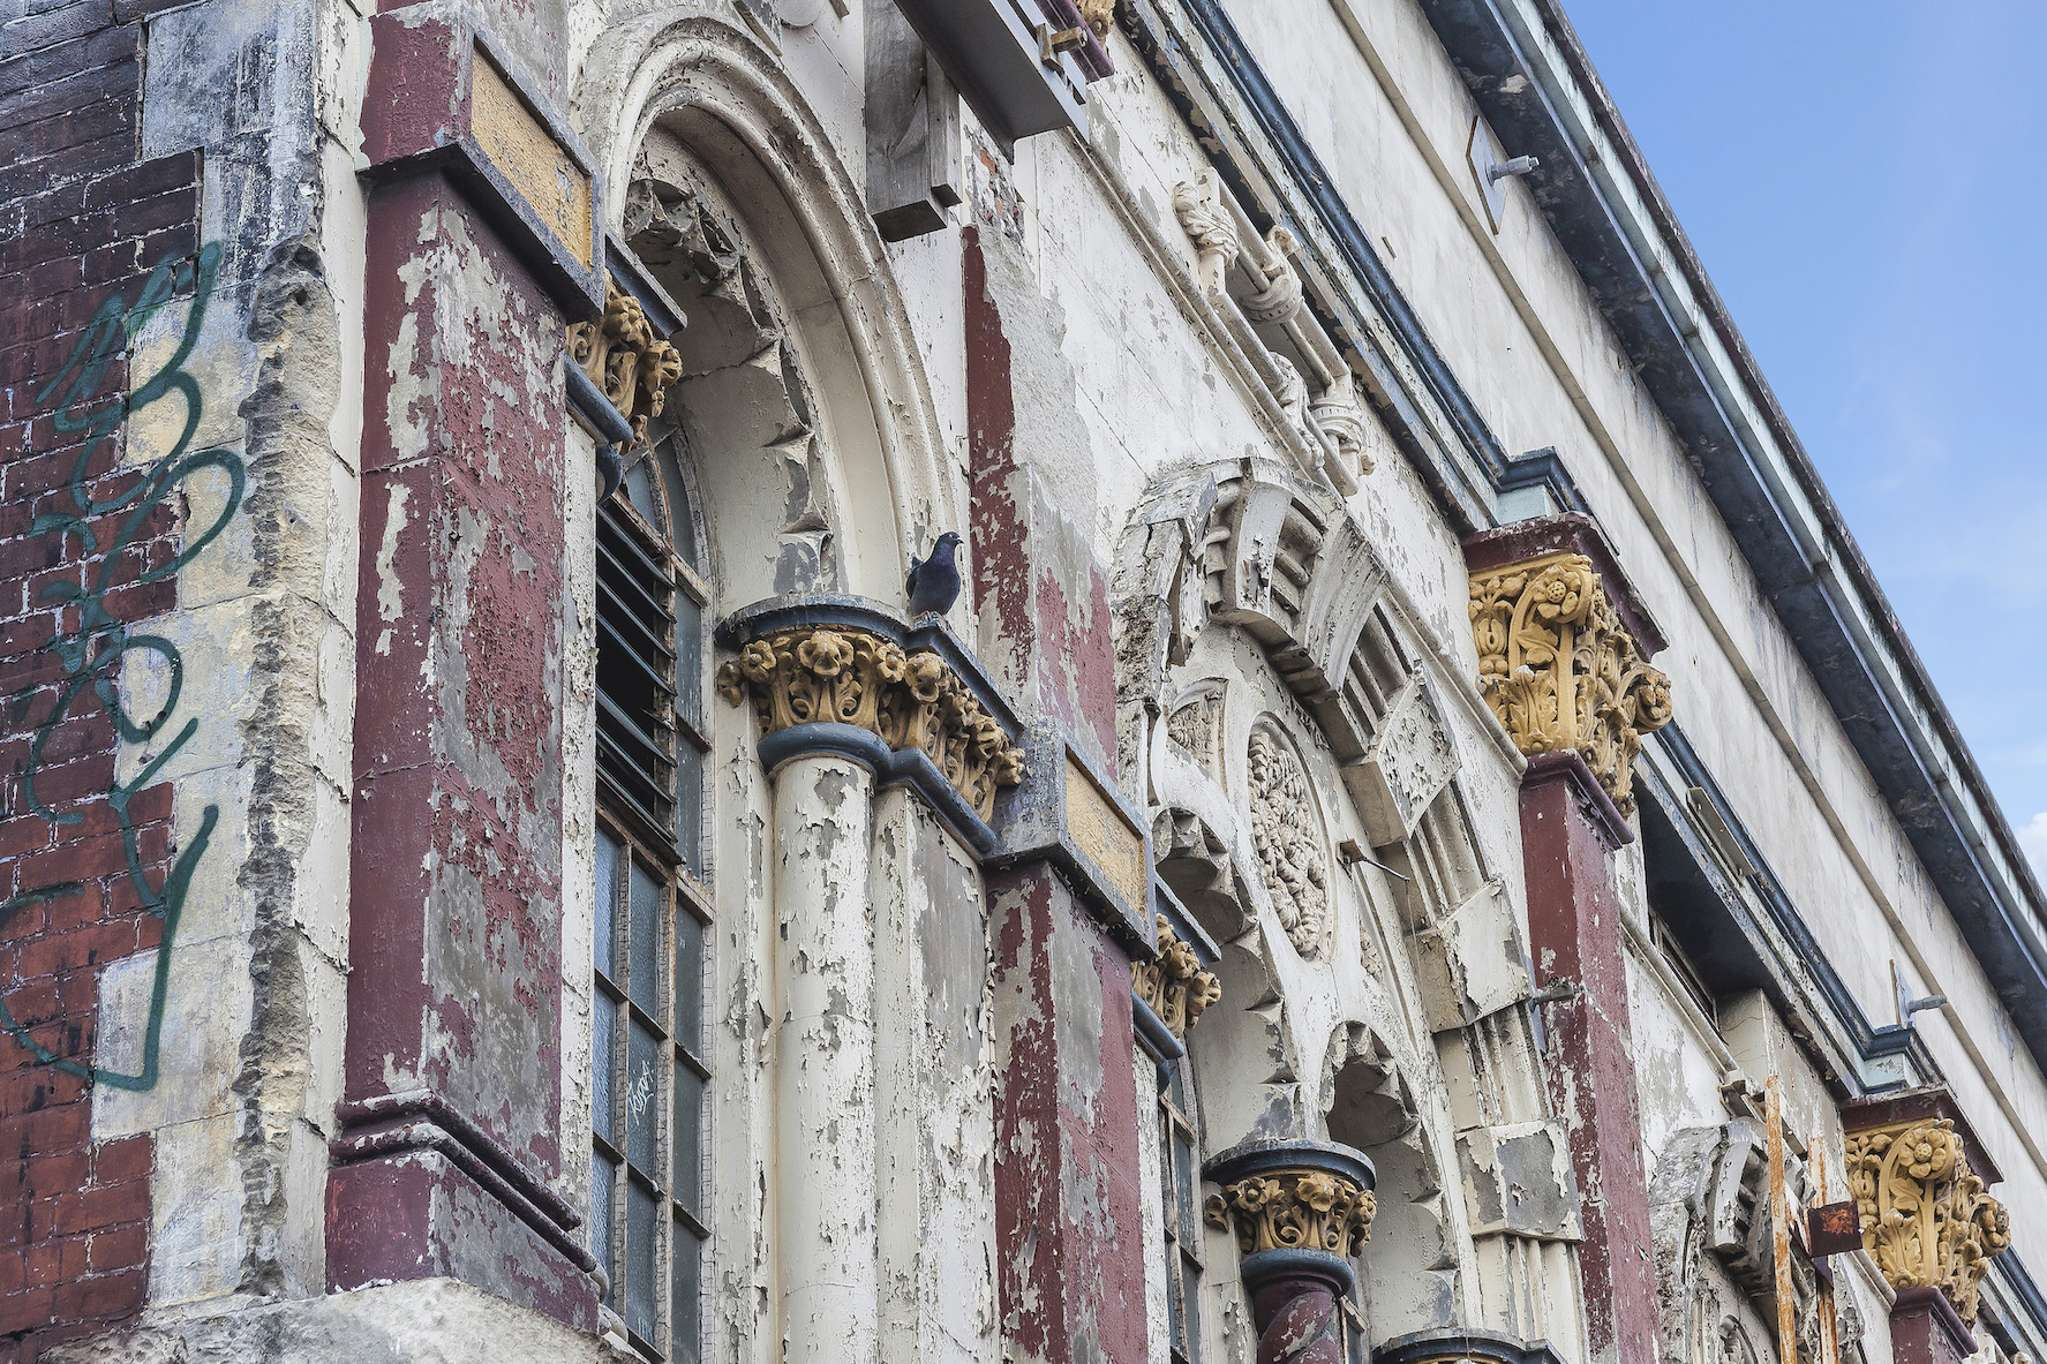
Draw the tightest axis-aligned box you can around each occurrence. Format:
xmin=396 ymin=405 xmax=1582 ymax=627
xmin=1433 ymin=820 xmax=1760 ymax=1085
xmin=715 ymin=625 xmax=1026 ymax=822
xmin=1132 ymin=915 xmax=1221 ymax=1039
xmin=1844 ymin=1117 xmax=2011 ymax=1323
xmin=1204 ymin=1166 xmax=1377 ymax=1260
xmin=1466 ymin=550 xmax=1672 ymax=813
xmin=567 ymin=277 xmax=683 ymax=448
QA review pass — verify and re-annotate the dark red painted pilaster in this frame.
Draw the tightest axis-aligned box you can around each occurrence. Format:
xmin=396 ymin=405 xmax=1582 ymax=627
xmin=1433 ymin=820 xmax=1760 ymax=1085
xmin=1521 ymin=753 xmax=1656 ymax=1364
xmin=1889 ymin=1288 xmax=1979 ymax=1364
xmin=966 ymin=224 xmax=1149 ymax=1361
xmin=988 ymin=866 xmax=1149 ymax=1364
xmin=331 ymin=12 xmax=599 ymax=1327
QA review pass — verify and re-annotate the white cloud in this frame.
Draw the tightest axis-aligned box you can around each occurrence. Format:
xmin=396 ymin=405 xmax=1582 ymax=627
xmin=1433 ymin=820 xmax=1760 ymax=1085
xmin=2022 ymin=811 xmax=2047 ymax=879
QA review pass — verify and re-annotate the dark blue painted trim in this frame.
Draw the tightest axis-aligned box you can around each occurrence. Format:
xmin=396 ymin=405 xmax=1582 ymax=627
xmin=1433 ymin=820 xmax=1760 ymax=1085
xmin=757 ymin=723 xmax=1001 ymax=858
xmin=565 ymin=362 xmax=633 ymax=446
xmin=1375 ymin=1327 xmax=1564 ymax=1364
xmin=1132 ymin=995 xmax=1185 ymax=1063
xmin=1234 ymin=1248 xmax=1357 ymax=1300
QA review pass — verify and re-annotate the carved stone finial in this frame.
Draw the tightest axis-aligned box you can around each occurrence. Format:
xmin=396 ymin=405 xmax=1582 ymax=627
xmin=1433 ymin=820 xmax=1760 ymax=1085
xmin=1309 ymin=370 xmax=1373 ymax=477
xmin=715 ymin=624 xmax=1026 ymax=821
xmin=1844 ymin=1117 xmax=2012 ymax=1323
xmin=1132 ymin=914 xmax=1221 ymax=1038
xmin=1173 ymin=173 xmax=1240 ymax=296
xmin=567 ymin=278 xmax=684 ymax=448
xmin=1466 ymin=549 xmax=1672 ymax=814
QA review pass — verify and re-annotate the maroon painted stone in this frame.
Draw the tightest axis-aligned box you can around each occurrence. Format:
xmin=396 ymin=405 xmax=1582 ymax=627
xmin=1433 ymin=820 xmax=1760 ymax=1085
xmin=1889 ymin=1287 xmax=1978 ymax=1364
xmin=1521 ymin=752 xmax=1657 ymax=1364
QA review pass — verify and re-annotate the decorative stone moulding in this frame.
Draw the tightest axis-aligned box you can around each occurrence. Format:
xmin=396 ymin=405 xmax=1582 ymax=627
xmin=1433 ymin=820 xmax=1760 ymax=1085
xmin=1843 ymin=1098 xmax=2011 ymax=1324
xmin=1372 ymin=1328 xmax=1567 ymax=1364
xmin=567 ymin=275 xmax=684 ymax=449
xmin=1168 ymin=172 xmax=1371 ymax=490
xmin=1248 ymin=726 xmax=1332 ymax=960
xmin=1464 ymin=516 xmax=1673 ymax=815
xmin=715 ymin=598 xmax=1027 ymax=848
xmin=1131 ymin=911 xmax=1221 ymax=1040
xmin=1205 ymin=1139 xmax=1377 ymax=1364
xmin=1204 ymin=1139 xmax=1378 ymax=1262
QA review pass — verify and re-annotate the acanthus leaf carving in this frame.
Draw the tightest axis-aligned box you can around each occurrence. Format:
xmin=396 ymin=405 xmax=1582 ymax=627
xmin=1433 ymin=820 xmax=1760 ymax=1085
xmin=1203 ymin=1167 xmax=1376 ymax=1259
xmin=1843 ymin=1117 xmax=2012 ymax=1324
xmin=715 ymin=626 xmax=1027 ymax=821
xmin=1466 ymin=550 xmax=1672 ymax=814
xmin=1132 ymin=914 xmax=1222 ymax=1039
xmin=1173 ymin=172 xmax=1240 ymax=296
xmin=567 ymin=277 xmax=683 ymax=449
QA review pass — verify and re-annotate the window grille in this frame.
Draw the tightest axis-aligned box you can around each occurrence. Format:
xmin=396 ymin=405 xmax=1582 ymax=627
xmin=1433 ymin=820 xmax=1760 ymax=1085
xmin=593 ymin=439 xmax=712 ymax=1362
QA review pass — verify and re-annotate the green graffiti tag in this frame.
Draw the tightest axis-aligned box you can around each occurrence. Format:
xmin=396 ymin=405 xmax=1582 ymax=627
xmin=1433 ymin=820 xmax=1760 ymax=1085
xmin=0 ymin=244 xmax=243 ymax=1090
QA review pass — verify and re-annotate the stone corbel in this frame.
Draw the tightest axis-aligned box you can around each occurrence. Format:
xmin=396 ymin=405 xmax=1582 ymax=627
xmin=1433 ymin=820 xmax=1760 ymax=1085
xmin=1463 ymin=514 xmax=1673 ymax=817
xmin=1204 ymin=1139 xmax=1377 ymax=1364
xmin=715 ymin=597 xmax=1028 ymax=852
xmin=1131 ymin=903 xmax=1221 ymax=1043
xmin=1371 ymin=1328 xmax=1568 ymax=1364
xmin=1842 ymin=1090 xmax=2012 ymax=1326
xmin=566 ymin=274 xmax=683 ymax=449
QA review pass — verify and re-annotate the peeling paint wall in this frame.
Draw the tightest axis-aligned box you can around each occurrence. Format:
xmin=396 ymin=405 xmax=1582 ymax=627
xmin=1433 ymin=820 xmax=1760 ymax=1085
xmin=4 ymin=0 xmax=2043 ymax=1362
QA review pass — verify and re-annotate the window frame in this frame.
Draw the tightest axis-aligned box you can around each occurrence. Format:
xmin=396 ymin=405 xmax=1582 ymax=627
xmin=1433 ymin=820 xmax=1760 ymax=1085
xmin=591 ymin=435 xmax=714 ymax=1364
xmin=1139 ymin=1035 xmax=1206 ymax=1364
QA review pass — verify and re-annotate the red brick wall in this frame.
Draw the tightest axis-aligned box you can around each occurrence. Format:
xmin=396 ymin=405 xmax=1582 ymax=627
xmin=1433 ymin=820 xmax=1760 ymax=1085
xmin=0 ymin=2 xmax=208 ymax=1356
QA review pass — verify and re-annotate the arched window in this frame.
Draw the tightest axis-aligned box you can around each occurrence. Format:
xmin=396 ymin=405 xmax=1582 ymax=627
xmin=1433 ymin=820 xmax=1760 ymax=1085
xmin=592 ymin=435 xmax=712 ymax=1361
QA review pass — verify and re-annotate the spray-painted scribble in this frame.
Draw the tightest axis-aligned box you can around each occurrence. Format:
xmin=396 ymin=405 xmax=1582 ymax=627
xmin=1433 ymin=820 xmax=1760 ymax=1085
xmin=0 ymin=243 xmax=243 ymax=1090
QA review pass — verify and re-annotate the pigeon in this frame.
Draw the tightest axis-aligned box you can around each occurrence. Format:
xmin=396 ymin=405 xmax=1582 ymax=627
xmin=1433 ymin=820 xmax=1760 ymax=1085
xmin=906 ymin=531 xmax=964 ymax=617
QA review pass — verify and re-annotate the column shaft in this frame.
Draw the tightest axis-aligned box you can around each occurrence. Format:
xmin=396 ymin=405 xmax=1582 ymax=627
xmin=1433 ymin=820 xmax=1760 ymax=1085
xmin=772 ymin=755 xmax=879 ymax=1363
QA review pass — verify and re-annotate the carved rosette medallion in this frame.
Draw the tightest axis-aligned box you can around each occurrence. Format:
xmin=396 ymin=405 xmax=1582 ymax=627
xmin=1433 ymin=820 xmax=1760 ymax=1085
xmin=1132 ymin=915 xmax=1221 ymax=1039
xmin=1203 ymin=1166 xmax=1376 ymax=1259
xmin=1844 ymin=1117 xmax=2011 ymax=1323
xmin=1248 ymin=728 xmax=1330 ymax=958
xmin=567 ymin=278 xmax=684 ymax=448
xmin=715 ymin=627 xmax=1026 ymax=821
xmin=1466 ymin=551 xmax=1672 ymax=813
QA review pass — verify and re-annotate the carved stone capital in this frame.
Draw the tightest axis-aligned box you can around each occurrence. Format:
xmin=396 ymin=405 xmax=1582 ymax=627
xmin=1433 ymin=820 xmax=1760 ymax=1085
xmin=715 ymin=611 xmax=1026 ymax=824
xmin=567 ymin=277 xmax=683 ymax=447
xmin=1844 ymin=1116 xmax=2011 ymax=1323
xmin=1465 ymin=543 xmax=1672 ymax=814
xmin=1173 ymin=172 xmax=1240 ymax=296
xmin=1132 ymin=914 xmax=1221 ymax=1039
xmin=1203 ymin=1141 xmax=1378 ymax=1261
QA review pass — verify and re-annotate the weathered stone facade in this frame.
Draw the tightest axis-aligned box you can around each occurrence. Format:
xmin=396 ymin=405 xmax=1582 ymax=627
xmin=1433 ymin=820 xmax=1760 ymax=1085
xmin=1 ymin=3 xmax=2043 ymax=1364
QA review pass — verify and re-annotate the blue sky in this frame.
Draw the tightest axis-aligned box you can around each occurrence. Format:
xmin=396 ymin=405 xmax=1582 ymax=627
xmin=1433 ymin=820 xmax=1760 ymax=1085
xmin=1560 ymin=1 xmax=2047 ymax=875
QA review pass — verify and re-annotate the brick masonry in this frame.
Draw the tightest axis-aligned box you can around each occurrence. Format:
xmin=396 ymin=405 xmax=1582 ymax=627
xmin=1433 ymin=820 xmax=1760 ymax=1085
xmin=0 ymin=1 xmax=208 ymax=1356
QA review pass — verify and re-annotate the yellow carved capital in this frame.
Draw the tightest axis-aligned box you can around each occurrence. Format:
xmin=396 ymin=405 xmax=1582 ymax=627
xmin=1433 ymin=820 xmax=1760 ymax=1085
xmin=1203 ymin=1167 xmax=1376 ymax=1260
xmin=1466 ymin=550 xmax=1672 ymax=813
xmin=567 ymin=278 xmax=683 ymax=448
xmin=1132 ymin=915 xmax=1221 ymax=1039
xmin=1844 ymin=1117 xmax=2012 ymax=1323
xmin=715 ymin=627 xmax=1026 ymax=822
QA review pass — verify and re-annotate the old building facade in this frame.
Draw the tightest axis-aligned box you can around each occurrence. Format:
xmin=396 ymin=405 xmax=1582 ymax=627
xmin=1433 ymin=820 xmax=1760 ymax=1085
xmin=0 ymin=2 xmax=2041 ymax=1363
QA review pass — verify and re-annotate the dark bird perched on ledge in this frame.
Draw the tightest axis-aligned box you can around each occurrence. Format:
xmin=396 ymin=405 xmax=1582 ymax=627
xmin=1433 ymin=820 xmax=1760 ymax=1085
xmin=906 ymin=531 xmax=964 ymax=617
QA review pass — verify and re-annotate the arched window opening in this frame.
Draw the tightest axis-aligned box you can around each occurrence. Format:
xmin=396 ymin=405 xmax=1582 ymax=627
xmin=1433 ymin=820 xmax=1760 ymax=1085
xmin=592 ymin=431 xmax=713 ymax=1362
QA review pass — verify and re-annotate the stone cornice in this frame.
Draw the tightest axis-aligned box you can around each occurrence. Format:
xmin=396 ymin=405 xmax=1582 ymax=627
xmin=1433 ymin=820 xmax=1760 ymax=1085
xmin=715 ymin=598 xmax=1027 ymax=831
xmin=1465 ymin=517 xmax=1673 ymax=815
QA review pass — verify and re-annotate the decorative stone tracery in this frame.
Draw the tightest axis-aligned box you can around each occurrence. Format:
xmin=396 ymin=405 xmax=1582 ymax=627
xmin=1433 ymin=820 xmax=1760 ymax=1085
xmin=716 ymin=623 xmax=1027 ymax=821
xmin=1844 ymin=1117 xmax=2011 ymax=1323
xmin=1466 ymin=549 xmax=1672 ymax=814
xmin=566 ymin=276 xmax=683 ymax=447
xmin=1248 ymin=727 xmax=1330 ymax=959
xmin=1132 ymin=914 xmax=1222 ymax=1039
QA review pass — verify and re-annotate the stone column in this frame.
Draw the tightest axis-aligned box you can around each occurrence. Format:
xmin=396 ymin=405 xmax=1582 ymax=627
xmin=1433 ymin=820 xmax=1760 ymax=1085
xmin=714 ymin=600 xmax=1030 ymax=1364
xmin=1463 ymin=515 xmax=1674 ymax=1364
xmin=1843 ymin=1089 xmax=2012 ymax=1364
xmin=770 ymin=753 xmax=880 ymax=1363
xmin=1203 ymin=1139 xmax=1377 ymax=1364
xmin=329 ymin=11 xmax=605 ymax=1329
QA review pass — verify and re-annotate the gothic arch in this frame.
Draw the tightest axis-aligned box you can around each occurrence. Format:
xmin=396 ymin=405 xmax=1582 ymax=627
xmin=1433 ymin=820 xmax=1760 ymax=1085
xmin=571 ymin=13 xmax=960 ymax=606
